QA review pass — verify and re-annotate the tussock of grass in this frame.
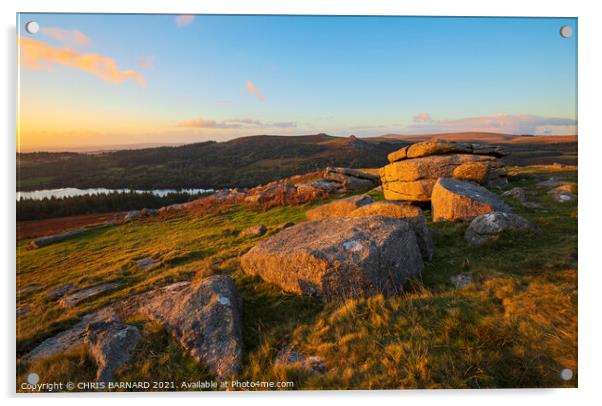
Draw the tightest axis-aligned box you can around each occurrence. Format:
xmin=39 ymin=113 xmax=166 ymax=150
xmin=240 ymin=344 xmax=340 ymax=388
xmin=16 ymin=166 xmax=577 ymax=389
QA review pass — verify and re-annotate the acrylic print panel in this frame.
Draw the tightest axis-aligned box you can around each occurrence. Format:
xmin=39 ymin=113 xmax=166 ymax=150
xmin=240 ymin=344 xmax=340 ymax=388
xmin=16 ymin=13 xmax=577 ymax=392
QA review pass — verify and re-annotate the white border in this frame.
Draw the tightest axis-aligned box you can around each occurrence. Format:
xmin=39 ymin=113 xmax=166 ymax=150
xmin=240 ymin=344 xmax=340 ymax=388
xmin=2 ymin=1 xmax=600 ymax=405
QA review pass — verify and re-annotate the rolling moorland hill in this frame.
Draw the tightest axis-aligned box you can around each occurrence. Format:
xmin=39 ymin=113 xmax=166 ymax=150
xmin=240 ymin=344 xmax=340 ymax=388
xmin=17 ymin=132 xmax=577 ymax=191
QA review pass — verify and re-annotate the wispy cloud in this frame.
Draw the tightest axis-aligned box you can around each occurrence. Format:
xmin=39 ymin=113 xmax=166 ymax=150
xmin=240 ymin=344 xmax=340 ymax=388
xmin=40 ymin=27 xmax=91 ymax=47
xmin=413 ymin=112 xmax=432 ymax=123
xmin=19 ymin=36 xmax=145 ymax=86
xmin=406 ymin=113 xmax=576 ymax=135
xmin=246 ymin=80 xmax=265 ymax=102
xmin=175 ymin=15 xmax=195 ymax=27
xmin=177 ymin=117 xmax=295 ymax=129
xmin=137 ymin=56 xmax=155 ymax=70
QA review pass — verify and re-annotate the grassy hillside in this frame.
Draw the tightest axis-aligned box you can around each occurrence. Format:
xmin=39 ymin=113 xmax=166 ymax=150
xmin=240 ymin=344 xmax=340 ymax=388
xmin=16 ymin=165 xmax=577 ymax=390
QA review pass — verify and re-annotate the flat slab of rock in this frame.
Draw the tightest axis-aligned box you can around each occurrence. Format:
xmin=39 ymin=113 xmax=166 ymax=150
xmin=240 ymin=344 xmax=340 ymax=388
xmin=306 ymin=195 xmax=374 ymax=221
xmin=464 ymin=212 xmax=533 ymax=245
xmin=241 ymin=216 xmax=423 ymax=301
xmin=325 ymin=167 xmax=380 ymax=183
xmin=29 ymin=228 xmax=88 ymax=249
xmin=432 ymin=178 xmax=512 ymax=222
xmin=47 ymin=283 xmax=76 ymax=300
xmin=59 ymin=282 xmax=121 ymax=308
xmin=140 ymin=275 xmax=243 ymax=379
xmin=135 ymin=257 xmax=158 ymax=271
xmin=350 ymin=201 xmax=433 ymax=261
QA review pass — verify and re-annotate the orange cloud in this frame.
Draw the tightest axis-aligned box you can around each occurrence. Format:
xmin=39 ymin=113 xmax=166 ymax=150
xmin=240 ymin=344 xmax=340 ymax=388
xmin=246 ymin=80 xmax=265 ymax=102
xmin=175 ymin=15 xmax=195 ymax=27
xmin=19 ymin=36 xmax=145 ymax=86
xmin=40 ymin=27 xmax=91 ymax=47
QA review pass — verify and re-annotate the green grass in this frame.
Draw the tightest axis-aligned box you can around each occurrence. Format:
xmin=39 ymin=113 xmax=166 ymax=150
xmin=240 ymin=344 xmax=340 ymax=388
xmin=16 ymin=166 xmax=577 ymax=390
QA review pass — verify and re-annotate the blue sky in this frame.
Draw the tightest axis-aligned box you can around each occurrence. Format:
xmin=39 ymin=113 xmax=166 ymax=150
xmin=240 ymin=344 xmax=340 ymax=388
xmin=17 ymin=14 xmax=577 ymax=150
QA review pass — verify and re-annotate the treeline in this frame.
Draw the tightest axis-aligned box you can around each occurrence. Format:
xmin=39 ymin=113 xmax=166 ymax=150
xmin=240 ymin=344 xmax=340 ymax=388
xmin=17 ymin=191 xmax=208 ymax=221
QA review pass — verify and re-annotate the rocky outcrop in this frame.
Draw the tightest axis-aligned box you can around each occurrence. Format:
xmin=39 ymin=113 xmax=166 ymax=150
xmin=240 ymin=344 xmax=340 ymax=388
xmin=349 ymin=201 xmax=433 ymax=261
xmin=431 ymin=178 xmax=512 ymax=222
xmin=140 ymin=275 xmax=243 ymax=379
xmin=464 ymin=212 xmax=533 ymax=245
xmin=380 ymin=140 xmax=508 ymax=202
xmin=240 ymin=216 xmax=423 ymax=301
xmin=306 ymin=195 xmax=374 ymax=221
xmin=25 ymin=276 xmax=243 ymax=381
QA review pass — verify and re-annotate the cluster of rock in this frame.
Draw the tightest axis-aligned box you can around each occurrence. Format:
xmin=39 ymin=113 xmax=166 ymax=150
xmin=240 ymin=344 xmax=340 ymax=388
xmin=380 ymin=140 xmax=508 ymax=202
xmin=23 ymin=275 xmax=243 ymax=382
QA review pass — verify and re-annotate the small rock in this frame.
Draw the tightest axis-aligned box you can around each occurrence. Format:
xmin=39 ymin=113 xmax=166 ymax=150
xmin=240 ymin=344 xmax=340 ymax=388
xmin=275 ymin=346 xmax=328 ymax=374
xmin=536 ymin=177 xmax=567 ymax=188
xmin=135 ymin=257 xmax=158 ymax=271
xmin=502 ymin=187 xmax=543 ymax=210
xmin=464 ymin=212 xmax=533 ymax=245
xmin=449 ymin=272 xmax=474 ymax=288
xmin=140 ymin=208 xmax=159 ymax=217
xmin=17 ymin=305 xmax=30 ymax=317
xmin=59 ymin=282 xmax=121 ymax=308
xmin=124 ymin=210 xmax=141 ymax=223
xmin=47 ymin=283 xmax=76 ymax=300
xmin=18 ymin=283 xmax=42 ymax=295
xmin=241 ymin=224 xmax=267 ymax=237
xmin=431 ymin=178 xmax=512 ymax=222
xmin=548 ymin=188 xmax=577 ymax=203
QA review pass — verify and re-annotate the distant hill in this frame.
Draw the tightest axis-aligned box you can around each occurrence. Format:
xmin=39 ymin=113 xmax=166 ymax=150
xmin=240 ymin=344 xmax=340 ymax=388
xmin=377 ymin=131 xmax=577 ymax=145
xmin=17 ymin=132 xmax=577 ymax=191
xmin=17 ymin=134 xmax=404 ymax=191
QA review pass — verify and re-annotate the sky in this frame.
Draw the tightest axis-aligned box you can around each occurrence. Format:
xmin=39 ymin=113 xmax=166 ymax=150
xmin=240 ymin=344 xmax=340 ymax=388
xmin=17 ymin=14 xmax=577 ymax=151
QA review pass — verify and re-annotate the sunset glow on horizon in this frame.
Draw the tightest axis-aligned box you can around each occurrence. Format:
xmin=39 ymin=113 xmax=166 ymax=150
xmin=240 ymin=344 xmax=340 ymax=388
xmin=17 ymin=14 xmax=577 ymax=152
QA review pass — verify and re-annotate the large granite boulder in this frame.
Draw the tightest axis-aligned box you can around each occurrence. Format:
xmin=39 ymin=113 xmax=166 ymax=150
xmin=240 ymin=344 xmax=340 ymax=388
xmin=380 ymin=140 xmax=508 ymax=202
xmin=431 ymin=178 xmax=512 ymax=222
xmin=140 ymin=275 xmax=243 ymax=379
xmin=464 ymin=212 xmax=534 ymax=245
xmin=306 ymin=195 xmax=374 ymax=220
xmin=349 ymin=201 xmax=433 ymax=261
xmin=240 ymin=216 xmax=423 ymax=301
